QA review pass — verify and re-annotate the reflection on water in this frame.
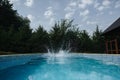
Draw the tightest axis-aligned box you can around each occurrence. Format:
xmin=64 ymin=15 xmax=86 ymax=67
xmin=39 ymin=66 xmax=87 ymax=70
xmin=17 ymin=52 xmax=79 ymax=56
xmin=0 ymin=52 xmax=120 ymax=80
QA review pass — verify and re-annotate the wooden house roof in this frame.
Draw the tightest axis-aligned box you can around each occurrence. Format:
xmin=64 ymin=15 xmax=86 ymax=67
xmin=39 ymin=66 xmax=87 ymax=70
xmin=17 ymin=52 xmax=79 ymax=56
xmin=103 ymin=17 xmax=120 ymax=35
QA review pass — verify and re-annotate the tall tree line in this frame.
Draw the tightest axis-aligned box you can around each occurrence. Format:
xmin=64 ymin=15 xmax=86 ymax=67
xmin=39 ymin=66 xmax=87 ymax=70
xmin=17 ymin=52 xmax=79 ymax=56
xmin=0 ymin=0 xmax=105 ymax=54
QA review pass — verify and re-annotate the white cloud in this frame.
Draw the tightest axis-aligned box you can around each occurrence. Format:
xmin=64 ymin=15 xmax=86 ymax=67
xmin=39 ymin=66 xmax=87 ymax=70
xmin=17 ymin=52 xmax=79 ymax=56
xmin=97 ymin=6 xmax=104 ymax=11
xmin=115 ymin=1 xmax=120 ymax=8
xmin=44 ymin=10 xmax=53 ymax=18
xmin=94 ymin=2 xmax=100 ymax=8
xmin=44 ymin=7 xmax=55 ymax=26
xmin=24 ymin=0 xmax=34 ymax=7
xmin=81 ymin=0 xmax=93 ymax=5
xmin=65 ymin=12 xmax=74 ymax=19
xmin=102 ymin=0 xmax=110 ymax=6
xmin=87 ymin=21 xmax=97 ymax=25
xmin=78 ymin=0 xmax=93 ymax=9
xmin=64 ymin=1 xmax=77 ymax=12
xmin=80 ymin=9 xmax=89 ymax=16
xmin=69 ymin=2 xmax=77 ymax=7
xmin=78 ymin=3 xmax=86 ymax=9
xmin=49 ymin=18 xmax=55 ymax=25
xmin=44 ymin=7 xmax=54 ymax=19
xmin=64 ymin=6 xmax=74 ymax=12
xmin=95 ymin=0 xmax=111 ymax=11
xmin=64 ymin=1 xmax=77 ymax=19
xmin=27 ymin=14 xmax=34 ymax=22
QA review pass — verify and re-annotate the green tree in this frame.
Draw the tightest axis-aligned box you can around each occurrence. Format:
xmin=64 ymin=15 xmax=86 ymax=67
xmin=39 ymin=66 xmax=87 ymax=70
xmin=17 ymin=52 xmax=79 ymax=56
xmin=13 ymin=23 xmax=32 ymax=53
xmin=0 ymin=0 xmax=29 ymax=31
xmin=65 ymin=27 xmax=80 ymax=52
xmin=78 ymin=30 xmax=92 ymax=52
xmin=0 ymin=1 xmax=107 ymax=54
xmin=49 ymin=19 xmax=75 ymax=53
xmin=0 ymin=0 xmax=33 ymax=53
xmin=92 ymin=26 xmax=105 ymax=53
xmin=30 ymin=26 xmax=49 ymax=53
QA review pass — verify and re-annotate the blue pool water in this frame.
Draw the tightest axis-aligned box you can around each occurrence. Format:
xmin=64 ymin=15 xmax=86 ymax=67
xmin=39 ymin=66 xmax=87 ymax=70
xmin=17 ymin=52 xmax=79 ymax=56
xmin=0 ymin=53 xmax=120 ymax=80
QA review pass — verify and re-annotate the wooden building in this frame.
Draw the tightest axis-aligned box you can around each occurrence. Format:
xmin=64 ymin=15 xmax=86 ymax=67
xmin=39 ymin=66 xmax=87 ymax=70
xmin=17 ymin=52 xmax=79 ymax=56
xmin=103 ymin=17 xmax=120 ymax=54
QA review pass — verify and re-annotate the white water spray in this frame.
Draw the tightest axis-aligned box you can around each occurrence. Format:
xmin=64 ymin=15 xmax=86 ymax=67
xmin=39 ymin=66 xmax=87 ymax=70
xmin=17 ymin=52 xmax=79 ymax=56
xmin=45 ymin=49 xmax=71 ymax=64
xmin=46 ymin=49 xmax=71 ymax=57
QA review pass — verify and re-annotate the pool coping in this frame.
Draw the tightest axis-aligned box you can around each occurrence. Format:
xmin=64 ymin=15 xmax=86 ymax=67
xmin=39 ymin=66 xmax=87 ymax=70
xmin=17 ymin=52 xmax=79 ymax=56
xmin=0 ymin=53 xmax=120 ymax=57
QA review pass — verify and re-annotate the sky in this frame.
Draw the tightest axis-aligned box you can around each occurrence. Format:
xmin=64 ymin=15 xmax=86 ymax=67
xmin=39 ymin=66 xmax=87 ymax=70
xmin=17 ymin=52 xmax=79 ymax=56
xmin=9 ymin=0 xmax=120 ymax=34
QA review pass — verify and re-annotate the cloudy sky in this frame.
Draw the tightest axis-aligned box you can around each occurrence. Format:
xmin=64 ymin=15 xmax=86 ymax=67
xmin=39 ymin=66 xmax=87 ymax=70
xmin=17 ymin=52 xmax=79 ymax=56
xmin=9 ymin=0 xmax=120 ymax=34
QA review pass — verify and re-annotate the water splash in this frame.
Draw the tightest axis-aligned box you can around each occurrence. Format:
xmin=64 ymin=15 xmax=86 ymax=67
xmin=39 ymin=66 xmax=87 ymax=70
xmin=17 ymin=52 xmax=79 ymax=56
xmin=46 ymin=49 xmax=71 ymax=58
xmin=42 ymin=49 xmax=71 ymax=64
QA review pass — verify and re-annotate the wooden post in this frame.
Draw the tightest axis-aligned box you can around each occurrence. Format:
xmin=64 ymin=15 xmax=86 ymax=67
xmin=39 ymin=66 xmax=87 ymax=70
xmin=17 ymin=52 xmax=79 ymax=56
xmin=105 ymin=40 xmax=108 ymax=54
xmin=115 ymin=39 xmax=119 ymax=54
xmin=110 ymin=40 xmax=113 ymax=54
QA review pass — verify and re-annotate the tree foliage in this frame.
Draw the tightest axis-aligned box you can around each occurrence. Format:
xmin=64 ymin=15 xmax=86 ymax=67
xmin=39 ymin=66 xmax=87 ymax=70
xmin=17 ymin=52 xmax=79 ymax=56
xmin=30 ymin=26 xmax=49 ymax=53
xmin=92 ymin=26 xmax=105 ymax=53
xmin=49 ymin=20 xmax=75 ymax=53
xmin=0 ymin=0 xmax=105 ymax=54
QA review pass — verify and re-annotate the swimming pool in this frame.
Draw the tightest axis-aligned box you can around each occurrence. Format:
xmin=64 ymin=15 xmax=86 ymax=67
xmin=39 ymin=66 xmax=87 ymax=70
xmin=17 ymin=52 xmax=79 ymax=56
xmin=0 ymin=53 xmax=120 ymax=80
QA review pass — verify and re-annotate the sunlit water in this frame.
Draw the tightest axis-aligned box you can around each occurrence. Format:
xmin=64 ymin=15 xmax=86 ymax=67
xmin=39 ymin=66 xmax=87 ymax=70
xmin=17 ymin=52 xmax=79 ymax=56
xmin=0 ymin=52 xmax=120 ymax=80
